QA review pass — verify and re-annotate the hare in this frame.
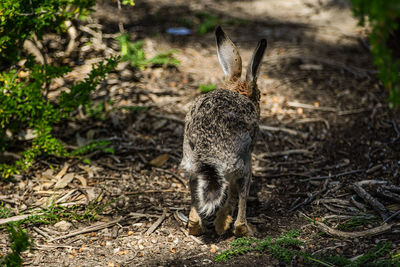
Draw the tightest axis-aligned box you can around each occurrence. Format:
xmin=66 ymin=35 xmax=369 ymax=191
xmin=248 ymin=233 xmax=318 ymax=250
xmin=180 ymin=26 xmax=266 ymax=236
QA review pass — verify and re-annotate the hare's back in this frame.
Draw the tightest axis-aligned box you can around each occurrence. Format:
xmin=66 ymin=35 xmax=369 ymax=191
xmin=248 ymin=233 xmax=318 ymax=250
xmin=184 ymin=89 xmax=258 ymax=166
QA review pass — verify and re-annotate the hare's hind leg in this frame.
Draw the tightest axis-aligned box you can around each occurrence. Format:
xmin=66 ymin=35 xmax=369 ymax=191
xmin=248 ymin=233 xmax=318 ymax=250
xmin=233 ymin=170 xmax=253 ymax=236
xmin=214 ymin=183 xmax=238 ymax=235
xmin=188 ymin=175 xmax=203 ymax=235
xmin=188 ymin=206 xmax=203 ymax=235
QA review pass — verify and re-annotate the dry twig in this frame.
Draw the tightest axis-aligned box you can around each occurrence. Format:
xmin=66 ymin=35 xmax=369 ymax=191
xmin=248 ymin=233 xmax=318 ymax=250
xmin=300 ymin=169 xmax=363 ymax=182
xmin=0 ymin=214 xmax=43 ymax=226
xmin=257 ymin=148 xmax=313 ymax=158
xmin=384 ymin=210 xmax=400 ymax=223
xmin=48 ymin=217 xmax=123 ymax=242
xmin=290 ymin=180 xmax=329 ymax=211
xmin=287 ymin=101 xmax=337 ymax=112
xmin=259 ymin=125 xmax=309 ymax=139
xmin=145 ymin=209 xmax=167 ymax=236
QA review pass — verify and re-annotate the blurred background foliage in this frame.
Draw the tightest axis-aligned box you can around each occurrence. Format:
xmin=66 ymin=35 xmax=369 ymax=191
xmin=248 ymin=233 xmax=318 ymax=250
xmin=351 ymin=0 xmax=400 ymax=107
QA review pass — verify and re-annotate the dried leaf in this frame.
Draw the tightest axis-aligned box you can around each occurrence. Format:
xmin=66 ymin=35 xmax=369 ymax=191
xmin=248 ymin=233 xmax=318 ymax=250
xmin=76 ymin=132 xmax=87 ymax=147
xmin=42 ymin=182 xmax=55 ymax=190
xmin=41 ymin=169 xmax=55 ymax=180
xmin=78 ymin=164 xmax=103 ymax=178
xmin=54 ymin=173 xmax=75 ymax=189
xmin=17 ymin=129 xmax=37 ymax=141
xmin=75 ymin=175 xmax=87 ymax=187
xmin=149 ymin=154 xmax=170 ymax=167
xmin=55 ymin=163 xmax=69 ymax=180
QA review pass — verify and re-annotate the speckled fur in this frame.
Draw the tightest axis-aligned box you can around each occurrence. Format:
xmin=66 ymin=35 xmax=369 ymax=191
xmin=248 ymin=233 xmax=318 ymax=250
xmin=180 ymin=26 xmax=266 ymax=235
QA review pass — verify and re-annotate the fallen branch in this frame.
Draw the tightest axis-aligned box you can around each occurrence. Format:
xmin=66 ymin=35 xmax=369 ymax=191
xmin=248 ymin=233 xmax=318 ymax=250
xmin=300 ymin=169 xmax=363 ymax=182
xmin=125 ymin=189 xmax=189 ymax=195
xmin=259 ymin=125 xmax=308 ymax=139
xmin=376 ymin=187 xmax=400 ymax=203
xmin=350 ymin=195 xmax=366 ymax=211
xmin=257 ymin=148 xmax=312 ymax=158
xmin=0 ymin=214 xmax=43 ymax=226
xmin=145 ymin=209 xmax=167 ymax=236
xmin=382 ymin=185 xmax=400 ymax=194
xmin=352 ymin=183 xmax=389 ymax=220
xmin=290 ymin=180 xmax=329 ymax=211
xmin=301 ymin=212 xmax=392 ymax=238
xmin=316 ymin=221 xmax=392 ymax=238
xmin=287 ymin=101 xmax=337 ymax=112
xmin=32 ymin=226 xmax=53 ymax=240
xmin=356 ymin=180 xmax=387 ymax=186
xmin=295 ymin=117 xmax=330 ymax=129
xmin=48 ymin=217 xmax=123 ymax=242
xmin=129 ymin=212 xmax=160 ymax=218
xmin=384 ymin=210 xmax=400 ymax=223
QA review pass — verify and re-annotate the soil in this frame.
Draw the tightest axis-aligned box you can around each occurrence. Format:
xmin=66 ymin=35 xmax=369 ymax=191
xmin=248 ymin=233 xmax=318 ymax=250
xmin=1 ymin=0 xmax=400 ymax=266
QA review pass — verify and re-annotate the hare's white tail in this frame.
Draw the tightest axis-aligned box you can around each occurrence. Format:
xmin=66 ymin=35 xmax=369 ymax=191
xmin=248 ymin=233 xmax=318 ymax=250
xmin=196 ymin=163 xmax=227 ymax=216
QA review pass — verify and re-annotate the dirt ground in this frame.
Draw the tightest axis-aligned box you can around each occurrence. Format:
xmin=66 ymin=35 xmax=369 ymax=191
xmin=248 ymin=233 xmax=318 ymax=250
xmin=1 ymin=0 xmax=400 ymax=266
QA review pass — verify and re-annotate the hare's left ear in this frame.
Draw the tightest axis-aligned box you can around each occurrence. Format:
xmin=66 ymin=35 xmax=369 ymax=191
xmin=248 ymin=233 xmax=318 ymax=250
xmin=215 ymin=26 xmax=242 ymax=81
xmin=246 ymin=39 xmax=267 ymax=84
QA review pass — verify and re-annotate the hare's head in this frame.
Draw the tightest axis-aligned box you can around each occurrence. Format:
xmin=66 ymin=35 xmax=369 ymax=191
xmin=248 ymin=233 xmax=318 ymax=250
xmin=215 ymin=26 xmax=266 ymax=105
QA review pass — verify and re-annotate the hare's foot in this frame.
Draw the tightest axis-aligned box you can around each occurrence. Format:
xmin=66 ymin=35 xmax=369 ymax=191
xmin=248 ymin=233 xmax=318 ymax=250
xmin=214 ymin=209 xmax=232 ymax=235
xmin=233 ymin=222 xmax=254 ymax=237
xmin=188 ymin=220 xmax=203 ymax=236
xmin=188 ymin=206 xmax=203 ymax=236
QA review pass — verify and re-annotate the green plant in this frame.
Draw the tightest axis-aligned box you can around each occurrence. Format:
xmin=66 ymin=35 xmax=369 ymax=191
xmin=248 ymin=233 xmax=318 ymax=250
xmin=71 ymin=140 xmax=114 ymax=156
xmin=0 ymin=225 xmax=31 ymax=267
xmin=20 ymin=197 xmax=111 ymax=225
xmin=195 ymin=12 xmax=219 ymax=35
xmin=215 ymin=231 xmax=398 ymax=266
xmin=215 ymin=230 xmax=304 ymax=262
xmin=0 ymin=0 xmax=96 ymax=65
xmin=321 ymin=241 xmax=397 ymax=267
xmin=0 ymin=56 xmax=119 ymax=178
xmin=199 ymin=83 xmax=216 ymax=93
xmin=337 ymin=216 xmax=376 ymax=231
xmin=0 ymin=0 xmax=122 ymax=179
xmin=117 ymin=34 xmax=180 ymax=70
xmin=0 ymin=203 xmax=12 ymax=219
xmin=351 ymin=0 xmax=400 ymax=106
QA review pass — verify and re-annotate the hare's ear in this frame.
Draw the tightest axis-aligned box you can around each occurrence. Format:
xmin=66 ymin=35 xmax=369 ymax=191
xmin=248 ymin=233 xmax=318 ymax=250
xmin=215 ymin=26 xmax=242 ymax=81
xmin=246 ymin=39 xmax=267 ymax=84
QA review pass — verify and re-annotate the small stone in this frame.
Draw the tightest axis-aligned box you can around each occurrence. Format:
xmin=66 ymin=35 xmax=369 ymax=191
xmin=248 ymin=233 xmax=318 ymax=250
xmin=54 ymin=220 xmax=72 ymax=232
xmin=117 ymin=198 xmax=125 ymax=209
xmin=210 ymin=244 xmax=218 ymax=253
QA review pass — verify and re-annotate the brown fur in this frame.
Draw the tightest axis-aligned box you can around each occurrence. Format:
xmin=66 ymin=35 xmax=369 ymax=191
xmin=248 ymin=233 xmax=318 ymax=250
xmin=225 ymin=79 xmax=252 ymax=98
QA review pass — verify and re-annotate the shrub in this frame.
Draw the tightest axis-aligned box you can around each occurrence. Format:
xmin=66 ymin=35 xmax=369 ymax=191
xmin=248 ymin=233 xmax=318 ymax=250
xmin=0 ymin=0 xmax=120 ymax=178
xmin=351 ymin=0 xmax=400 ymax=106
xmin=0 ymin=225 xmax=31 ymax=267
xmin=0 ymin=0 xmax=96 ymax=65
xmin=117 ymin=34 xmax=180 ymax=70
xmin=0 ymin=56 xmax=119 ymax=178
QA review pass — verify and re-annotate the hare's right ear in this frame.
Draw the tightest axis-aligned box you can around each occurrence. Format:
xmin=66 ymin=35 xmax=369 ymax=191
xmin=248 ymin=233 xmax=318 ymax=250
xmin=215 ymin=26 xmax=242 ymax=81
xmin=246 ymin=39 xmax=267 ymax=84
